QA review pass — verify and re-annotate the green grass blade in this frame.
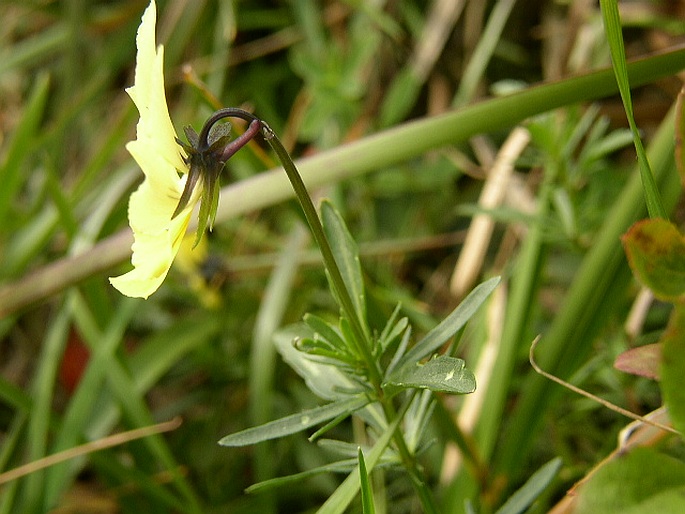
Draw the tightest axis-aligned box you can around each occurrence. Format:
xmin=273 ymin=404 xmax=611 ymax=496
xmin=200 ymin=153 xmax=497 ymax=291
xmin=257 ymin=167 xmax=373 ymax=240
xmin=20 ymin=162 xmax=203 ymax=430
xmin=600 ymin=0 xmax=666 ymax=219
xmin=250 ymin=225 xmax=308 ymax=514
xmin=453 ymin=0 xmax=519 ymax=107
xmin=22 ymin=303 xmax=71 ymax=513
xmin=317 ymin=411 xmax=403 ymax=514
xmin=494 ymin=104 xmax=681 ymax=480
xmin=0 ymin=25 xmax=68 ymax=76
xmin=0 ymin=74 xmax=50 ymax=229
xmin=42 ymin=297 xmax=137 ymax=505
xmin=358 ymin=447 xmax=376 ymax=514
xmin=494 ymin=458 xmax=562 ymax=514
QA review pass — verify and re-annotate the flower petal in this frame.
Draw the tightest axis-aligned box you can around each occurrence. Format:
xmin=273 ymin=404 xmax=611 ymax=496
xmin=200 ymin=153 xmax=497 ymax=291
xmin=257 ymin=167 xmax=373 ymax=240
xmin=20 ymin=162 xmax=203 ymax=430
xmin=109 ymin=180 xmax=197 ymax=298
xmin=109 ymin=0 xmax=201 ymax=298
xmin=127 ymin=0 xmax=186 ymax=179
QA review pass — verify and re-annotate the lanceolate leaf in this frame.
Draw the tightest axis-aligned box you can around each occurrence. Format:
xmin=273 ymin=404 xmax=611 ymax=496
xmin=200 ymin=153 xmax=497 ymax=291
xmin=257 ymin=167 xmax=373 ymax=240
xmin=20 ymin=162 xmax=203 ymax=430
xmin=321 ymin=200 xmax=367 ymax=330
xmin=246 ymin=460 xmax=358 ymax=494
xmin=317 ymin=411 xmax=403 ymax=514
xmin=274 ymin=326 xmax=361 ymax=401
xmin=395 ymin=276 xmax=499 ymax=371
xmin=384 ymin=356 xmax=476 ymax=395
xmin=494 ymin=458 xmax=562 ymax=514
xmin=218 ymin=395 xmax=369 ymax=447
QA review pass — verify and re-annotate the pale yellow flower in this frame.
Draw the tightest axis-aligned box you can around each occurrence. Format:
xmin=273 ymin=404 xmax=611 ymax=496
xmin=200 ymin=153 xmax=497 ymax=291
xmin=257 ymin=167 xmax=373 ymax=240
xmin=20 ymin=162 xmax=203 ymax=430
xmin=110 ymin=0 xmax=200 ymax=299
xmin=110 ymin=1 xmax=263 ymax=299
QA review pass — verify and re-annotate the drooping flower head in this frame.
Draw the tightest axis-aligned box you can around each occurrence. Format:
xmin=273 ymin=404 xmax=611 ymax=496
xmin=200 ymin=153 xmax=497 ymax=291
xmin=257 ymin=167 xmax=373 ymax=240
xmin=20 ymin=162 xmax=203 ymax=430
xmin=110 ymin=0 xmax=260 ymax=299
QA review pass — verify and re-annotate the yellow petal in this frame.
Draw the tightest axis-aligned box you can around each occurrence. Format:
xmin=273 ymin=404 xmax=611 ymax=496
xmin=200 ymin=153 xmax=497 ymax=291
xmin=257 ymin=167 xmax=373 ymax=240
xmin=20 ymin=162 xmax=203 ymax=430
xmin=127 ymin=0 xmax=186 ymax=179
xmin=110 ymin=0 xmax=202 ymax=298
xmin=110 ymin=184 xmax=196 ymax=298
xmin=125 ymin=139 xmax=185 ymax=233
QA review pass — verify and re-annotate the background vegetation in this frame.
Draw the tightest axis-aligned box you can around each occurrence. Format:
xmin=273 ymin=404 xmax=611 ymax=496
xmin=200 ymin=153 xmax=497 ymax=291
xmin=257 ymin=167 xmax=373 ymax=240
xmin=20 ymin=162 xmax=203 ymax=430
xmin=1 ymin=0 xmax=685 ymax=512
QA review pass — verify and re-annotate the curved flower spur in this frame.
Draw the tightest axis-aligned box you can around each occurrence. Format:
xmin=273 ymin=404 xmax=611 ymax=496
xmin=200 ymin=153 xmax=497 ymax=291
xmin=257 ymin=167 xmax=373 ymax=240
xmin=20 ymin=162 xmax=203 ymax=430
xmin=109 ymin=0 xmax=262 ymax=299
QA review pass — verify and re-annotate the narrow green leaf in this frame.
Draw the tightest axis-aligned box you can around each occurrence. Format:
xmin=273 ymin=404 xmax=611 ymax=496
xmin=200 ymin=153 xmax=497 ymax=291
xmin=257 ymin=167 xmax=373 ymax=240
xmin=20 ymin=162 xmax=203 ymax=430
xmin=385 ymin=356 xmax=476 ymax=395
xmin=0 ymin=25 xmax=68 ymax=76
xmin=358 ymin=448 xmax=376 ymax=514
xmin=676 ymin=89 xmax=685 ymax=184
xmin=600 ymin=0 xmax=666 ymax=219
xmin=317 ymin=411 xmax=403 ymax=514
xmin=246 ymin=459 xmax=357 ymax=494
xmin=494 ymin=458 xmax=562 ymax=514
xmin=218 ymin=395 xmax=369 ymax=447
xmin=453 ymin=0 xmax=517 ymax=106
xmin=304 ymin=313 xmax=350 ymax=353
xmin=379 ymin=67 xmax=422 ymax=127
xmin=378 ymin=303 xmax=402 ymax=345
xmin=395 ymin=276 xmax=499 ymax=370
xmin=274 ymin=326 xmax=361 ymax=401
xmin=377 ymin=304 xmax=409 ymax=355
xmin=0 ymin=74 xmax=50 ymax=224
xmin=321 ymin=200 xmax=367 ymax=330
xmin=297 ymin=338 xmax=349 ymax=361
xmin=23 ymin=303 xmax=71 ymax=510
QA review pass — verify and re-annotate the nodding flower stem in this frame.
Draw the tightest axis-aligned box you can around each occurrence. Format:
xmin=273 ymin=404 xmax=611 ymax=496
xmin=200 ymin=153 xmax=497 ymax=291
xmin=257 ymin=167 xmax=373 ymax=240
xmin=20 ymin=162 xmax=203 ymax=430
xmin=217 ymin=119 xmax=262 ymax=163
xmin=192 ymin=109 xmax=438 ymax=512
xmin=197 ymin=108 xmax=262 ymax=153
xmin=200 ymin=108 xmax=383 ymax=388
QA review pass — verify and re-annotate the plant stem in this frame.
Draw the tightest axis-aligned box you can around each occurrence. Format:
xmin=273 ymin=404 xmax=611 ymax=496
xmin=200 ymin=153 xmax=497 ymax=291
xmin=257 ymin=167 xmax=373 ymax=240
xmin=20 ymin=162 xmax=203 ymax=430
xmin=258 ymin=121 xmax=384 ymax=390
xmin=261 ymin=120 xmax=440 ymax=513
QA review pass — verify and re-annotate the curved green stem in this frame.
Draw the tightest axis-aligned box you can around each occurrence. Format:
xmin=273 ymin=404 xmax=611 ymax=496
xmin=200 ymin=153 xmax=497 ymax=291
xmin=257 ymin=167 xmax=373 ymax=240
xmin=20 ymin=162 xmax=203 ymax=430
xmin=260 ymin=120 xmax=439 ymax=513
xmin=258 ymin=121 xmax=384 ymax=390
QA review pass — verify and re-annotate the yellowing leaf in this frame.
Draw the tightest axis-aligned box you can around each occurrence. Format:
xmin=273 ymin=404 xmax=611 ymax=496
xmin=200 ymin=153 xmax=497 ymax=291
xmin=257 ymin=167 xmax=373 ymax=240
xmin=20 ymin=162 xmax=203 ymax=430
xmin=622 ymin=219 xmax=685 ymax=302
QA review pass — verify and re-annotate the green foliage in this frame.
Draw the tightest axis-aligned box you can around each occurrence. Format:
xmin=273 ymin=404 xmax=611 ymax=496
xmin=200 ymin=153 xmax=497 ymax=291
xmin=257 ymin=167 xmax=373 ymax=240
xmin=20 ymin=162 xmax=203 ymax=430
xmin=575 ymin=448 xmax=685 ymax=514
xmin=220 ymin=200 xmax=492 ymax=512
xmin=384 ymin=355 xmax=476 ymax=395
xmin=622 ymin=219 xmax=685 ymax=435
xmin=2 ymin=1 xmax=685 ymax=513
xmin=494 ymin=458 xmax=562 ymax=514
xmin=219 ymin=396 xmax=370 ymax=447
xmin=661 ymin=307 xmax=685 ymax=436
xmin=623 ymin=219 xmax=685 ymax=302
xmin=600 ymin=0 xmax=666 ymax=219
xmin=358 ymin=447 xmax=375 ymax=514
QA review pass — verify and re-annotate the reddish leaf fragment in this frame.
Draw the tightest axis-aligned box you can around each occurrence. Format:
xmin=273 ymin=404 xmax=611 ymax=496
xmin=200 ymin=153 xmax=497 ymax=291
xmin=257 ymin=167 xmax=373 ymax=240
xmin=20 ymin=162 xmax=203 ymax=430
xmin=614 ymin=343 xmax=661 ymax=380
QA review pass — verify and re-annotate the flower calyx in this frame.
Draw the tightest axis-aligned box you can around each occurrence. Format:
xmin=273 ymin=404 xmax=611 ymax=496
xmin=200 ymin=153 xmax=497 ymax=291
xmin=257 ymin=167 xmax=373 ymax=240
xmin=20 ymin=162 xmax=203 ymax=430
xmin=172 ymin=109 xmax=263 ymax=245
